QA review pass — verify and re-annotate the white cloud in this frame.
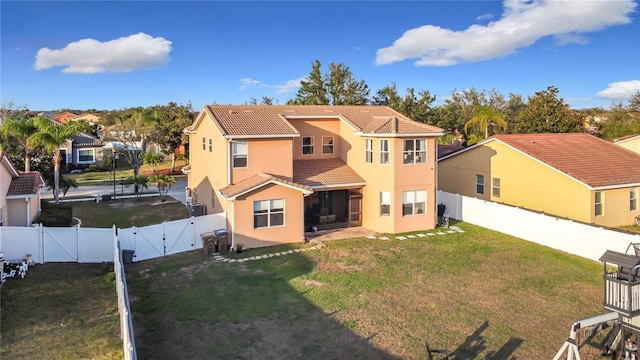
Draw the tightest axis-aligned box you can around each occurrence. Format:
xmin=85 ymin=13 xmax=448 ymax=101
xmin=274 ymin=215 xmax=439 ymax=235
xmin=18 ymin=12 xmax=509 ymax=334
xmin=476 ymin=13 xmax=495 ymax=21
xmin=35 ymin=32 xmax=172 ymax=74
xmin=376 ymin=0 xmax=637 ymax=67
xmin=237 ymin=77 xmax=304 ymax=94
xmin=597 ymin=80 xmax=640 ymax=100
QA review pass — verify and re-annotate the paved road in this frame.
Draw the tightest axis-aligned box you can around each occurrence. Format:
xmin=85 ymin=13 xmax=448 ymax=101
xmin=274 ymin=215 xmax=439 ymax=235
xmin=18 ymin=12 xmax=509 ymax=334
xmin=42 ymin=178 xmax=188 ymax=204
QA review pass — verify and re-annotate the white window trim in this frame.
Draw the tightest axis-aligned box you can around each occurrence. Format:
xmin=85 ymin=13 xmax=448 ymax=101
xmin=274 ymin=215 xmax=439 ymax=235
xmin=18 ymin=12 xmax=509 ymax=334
xmin=379 ymin=139 xmax=390 ymax=165
xmin=380 ymin=191 xmax=391 ymax=217
xmin=302 ymin=136 xmax=315 ymax=155
xmin=402 ymin=190 xmax=426 ymax=217
xmin=365 ymin=139 xmax=373 ymax=164
xmin=402 ymin=139 xmax=427 ymax=165
xmin=476 ymin=175 xmax=485 ymax=195
xmin=76 ymin=148 xmax=96 ymax=164
xmin=595 ymin=191 xmax=604 ymax=217
xmin=631 ymin=188 xmax=637 ymax=211
xmin=492 ymin=177 xmax=500 ymax=198
xmin=322 ymin=136 xmax=334 ymax=154
xmin=254 ymin=199 xmax=285 ymax=229
xmin=233 ymin=141 xmax=248 ymax=168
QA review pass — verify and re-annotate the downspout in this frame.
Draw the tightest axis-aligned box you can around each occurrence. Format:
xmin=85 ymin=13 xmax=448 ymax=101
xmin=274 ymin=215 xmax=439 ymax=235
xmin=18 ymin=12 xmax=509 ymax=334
xmin=25 ymin=198 xmax=31 ymax=227
xmin=434 ymin=138 xmax=439 ymax=228
xmin=227 ymin=139 xmax=232 ymax=186
xmin=230 ymin=200 xmax=235 ymax=250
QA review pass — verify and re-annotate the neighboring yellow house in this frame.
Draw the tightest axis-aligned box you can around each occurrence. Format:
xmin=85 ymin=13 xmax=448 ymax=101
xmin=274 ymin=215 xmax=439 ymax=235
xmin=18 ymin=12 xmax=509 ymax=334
xmin=185 ymin=105 xmax=444 ymax=248
xmin=614 ymin=134 xmax=640 ymax=155
xmin=438 ymin=133 xmax=640 ymax=228
xmin=0 ymin=151 xmax=44 ymax=226
xmin=69 ymin=113 xmax=101 ymax=123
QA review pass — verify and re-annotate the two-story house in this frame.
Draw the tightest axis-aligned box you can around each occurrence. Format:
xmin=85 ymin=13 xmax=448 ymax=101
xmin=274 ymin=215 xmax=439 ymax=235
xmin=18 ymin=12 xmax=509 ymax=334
xmin=185 ymin=105 xmax=444 ymax=248
xmin=438 ymin=133 xmax=640 ymax=227
xmin=615 ymin=134 xmax=640 ymax=155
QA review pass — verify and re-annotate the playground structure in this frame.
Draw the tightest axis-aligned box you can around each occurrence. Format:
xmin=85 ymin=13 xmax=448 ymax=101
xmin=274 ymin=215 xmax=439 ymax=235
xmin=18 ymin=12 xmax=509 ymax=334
xmin=555 ymin=243 xmax=640 ymax=359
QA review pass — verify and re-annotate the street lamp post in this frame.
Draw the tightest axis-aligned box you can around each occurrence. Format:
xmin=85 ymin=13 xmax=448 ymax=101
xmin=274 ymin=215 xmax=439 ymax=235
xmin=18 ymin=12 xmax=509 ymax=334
xmin=112 ymin=151 xmax=119 ymax=197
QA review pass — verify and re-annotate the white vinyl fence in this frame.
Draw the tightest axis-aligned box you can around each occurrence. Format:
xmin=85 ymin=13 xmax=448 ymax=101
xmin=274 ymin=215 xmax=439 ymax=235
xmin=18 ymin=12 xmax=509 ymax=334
xmin=114 ymin=236 xmax=137 ymax=360
xmin=0 ymin=213 xmax=227 ymax=264
xmin=437 ymin=191 xmax=640 ymax=262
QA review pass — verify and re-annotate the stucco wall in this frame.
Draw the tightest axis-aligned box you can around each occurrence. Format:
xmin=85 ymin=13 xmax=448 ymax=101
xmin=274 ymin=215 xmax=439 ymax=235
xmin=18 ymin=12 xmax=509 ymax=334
xmin=7 ymin=198 xmax=27 ymax=226
xmin=0 ymin=165 xmax=12 ymax=225
xmin=616 ymin=137 xmax=640 ymax=156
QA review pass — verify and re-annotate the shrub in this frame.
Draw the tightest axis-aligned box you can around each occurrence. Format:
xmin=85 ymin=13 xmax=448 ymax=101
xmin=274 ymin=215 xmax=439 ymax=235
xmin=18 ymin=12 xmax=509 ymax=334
xmin=36 ymin=202 xmax=73 ymax=227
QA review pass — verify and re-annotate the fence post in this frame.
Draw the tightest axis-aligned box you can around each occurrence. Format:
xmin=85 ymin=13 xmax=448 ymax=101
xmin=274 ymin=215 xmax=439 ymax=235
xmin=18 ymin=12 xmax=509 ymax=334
xmin=39 ymin=223 xmax=45 ymax=264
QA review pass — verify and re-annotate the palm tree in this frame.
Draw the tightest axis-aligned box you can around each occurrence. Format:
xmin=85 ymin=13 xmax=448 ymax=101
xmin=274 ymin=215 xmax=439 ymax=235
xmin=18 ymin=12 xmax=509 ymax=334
xmin=0 ymin=116 xmax=39 ymax=171
xmin=143 ymin=152 xmax=164 ymax=173
xmin=464 ymin=105 xmax=507 ymax=140
xmin=31 ymin=117 xmax=90 ymax=204
xmin=148 ymin=174 xmax=176 ymax=201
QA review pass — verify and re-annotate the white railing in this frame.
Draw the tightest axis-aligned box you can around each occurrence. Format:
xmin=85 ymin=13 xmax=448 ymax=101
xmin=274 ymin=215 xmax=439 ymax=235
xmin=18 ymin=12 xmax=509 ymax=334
xmin=437 ymin=191 xmax=640 ymax=262
xmin=113 ymin=227 xmax=137 ymax=360
xmin=603 ymin=273 xmax=640 ymax=316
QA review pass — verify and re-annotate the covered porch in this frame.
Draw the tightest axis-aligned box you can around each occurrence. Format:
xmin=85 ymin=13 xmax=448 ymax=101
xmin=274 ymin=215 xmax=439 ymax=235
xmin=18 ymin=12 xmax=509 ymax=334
xmin=304 ymin=188 xmax=363 ymax=232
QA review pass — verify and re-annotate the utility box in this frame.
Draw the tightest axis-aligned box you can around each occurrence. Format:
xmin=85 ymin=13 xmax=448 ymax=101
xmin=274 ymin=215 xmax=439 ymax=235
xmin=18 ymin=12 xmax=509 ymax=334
xmin=189 ymin=203 xmax=205 ymax=217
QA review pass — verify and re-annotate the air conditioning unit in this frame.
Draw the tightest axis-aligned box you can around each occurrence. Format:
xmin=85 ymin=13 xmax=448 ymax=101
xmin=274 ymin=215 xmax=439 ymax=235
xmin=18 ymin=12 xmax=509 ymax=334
xmin=189 ymin=203 xmax=205 ymax=217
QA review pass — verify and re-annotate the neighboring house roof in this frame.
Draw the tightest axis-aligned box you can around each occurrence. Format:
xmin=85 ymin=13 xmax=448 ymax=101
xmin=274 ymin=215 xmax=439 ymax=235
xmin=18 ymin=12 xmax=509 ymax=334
xmin=192 ymin=105 xmax=444 ymax=138
xmin=0 ymin=151 xmax=20 ymax=178
xmin=614 ymin=134 xmax=640 ymax=144
xmin=73 ymin=132 xmax=103 ymax=147
xmin=220 ymin=172 xmax=312 ymax=200
xmin=7 ymin=172 xmax=44 ymax=198
xmin=293 ymin=158 xmax=367 ymax=189
xmin=437 ymin=144 xmax=465 ymax=159
xmin=440 ymin=133 xmax=640 ymax=189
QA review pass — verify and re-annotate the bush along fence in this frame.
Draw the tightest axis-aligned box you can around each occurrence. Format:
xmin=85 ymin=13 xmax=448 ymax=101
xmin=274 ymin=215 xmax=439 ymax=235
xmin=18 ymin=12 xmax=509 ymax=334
xmin=437 ymin=190 xmax=640 ymax=262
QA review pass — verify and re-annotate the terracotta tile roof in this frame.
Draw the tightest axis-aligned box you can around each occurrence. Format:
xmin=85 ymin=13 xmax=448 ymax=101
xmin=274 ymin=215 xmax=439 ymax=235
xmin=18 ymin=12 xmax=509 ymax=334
xmin=220 ymin=172 xmax=312 ymax=199
xmin=490 ymin=133 xmax=640 ymax=188
xmin=7 ymin=172 xmax=44 ymax=197
xmin=198 ymin=105 xmax=443 ymax=137
xmin=293 ymin=158 xmax=366 ymax=189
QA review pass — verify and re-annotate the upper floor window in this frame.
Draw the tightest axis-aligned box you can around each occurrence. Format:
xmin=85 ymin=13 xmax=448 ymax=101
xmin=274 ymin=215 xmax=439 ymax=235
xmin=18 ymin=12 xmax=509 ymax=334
xmin=209 ymin=138 xmax=213 ymax=152
xmin=380 ymin=139 xmax=390 ymax=164
xmin=402 ymin=190 xmax=426 ymax=216
xmin=302 ymin=137 xmax=314 ymax=155
xmin=492 ymin=177 xmax=501 ymax=198
xmin=233 ymin=141 xmax=248 ymax=168
xmin=402 ymin=139 xmax=426 ymax=164
xmin=322 ymin=136 xmax=334 ymax=154
xmin=365 ymin=139 xmax=373 ymax=164
xmin=202 ymin=137 xmax=206 ymax=151
xmin=254 ymin=199 xmax=284 ymax=228
xmin=595 ymin=191 xmax=603 ymax=216
xmin=631 ymin=188 xmax=637 ymax=211
xmin=476 ymin=175 xmax=485 ymax=195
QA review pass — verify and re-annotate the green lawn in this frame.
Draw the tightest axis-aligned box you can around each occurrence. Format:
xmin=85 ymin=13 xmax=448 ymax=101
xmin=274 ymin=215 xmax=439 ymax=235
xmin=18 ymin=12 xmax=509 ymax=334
xmin=0 ymin=263 xmax=122 ymax=359
xmin=127 ymin=223 xmax=605 ymax=359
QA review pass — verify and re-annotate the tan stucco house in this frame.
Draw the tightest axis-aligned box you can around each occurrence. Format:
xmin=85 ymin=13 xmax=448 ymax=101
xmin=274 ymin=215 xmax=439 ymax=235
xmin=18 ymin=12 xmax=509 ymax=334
xmin=615 ymin=134 xmax=640 ymax=155
xmin=185 ymin=105 xmax=444 ymax=248
xmin=0 ymin=151 xmax=44 ymax=226
xmin=438 ymin=133 xmax=640 ymax=228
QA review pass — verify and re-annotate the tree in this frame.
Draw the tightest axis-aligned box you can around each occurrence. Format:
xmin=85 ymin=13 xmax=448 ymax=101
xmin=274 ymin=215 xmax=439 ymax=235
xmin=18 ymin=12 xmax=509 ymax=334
xmin=513 ymin=86 xmax=584 ymax=134
xmin=289 ymin=59 xmax=370 ymax=105
xmin=124 ymin=175 xmax=149 ymax=199
xmin=464 ymin=105 xmax=507 ymax=140
xmin=0 ymin=115 xmax=39 ymax=171
xmin=504 ymin=93 xmax=527 ymax=133
xmin=436 ymin=88 xmax=506 ymax=140
xmin=31 ymin=117 xmax=90 ymax=204
xmin=372 ymin=82 xmax=437 ymax=123
xmin=629 ymin=90 xmax=640 ymax=113
xmin=144 ymin=151 xmax=164 ymax=173
xmin=153 ymin=102 xmax=195 ymax=172
xmin=148 ymin=174 xmax=176 ymax=201
xmin=45 ymin=175 xmax=78 ymax=198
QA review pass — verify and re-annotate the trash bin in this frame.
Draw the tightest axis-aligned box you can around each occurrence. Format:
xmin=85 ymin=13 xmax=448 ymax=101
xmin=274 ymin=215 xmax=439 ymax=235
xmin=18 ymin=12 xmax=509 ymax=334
xmin=102 ymin=194 xmax=112 ymax=202
xmin=122 ymin=250 xmax=135 ymax=264
xmin=200 ymin=232 xmax=216 ymax=256
xmin=214 ymin=229 xmax=229 ymax=255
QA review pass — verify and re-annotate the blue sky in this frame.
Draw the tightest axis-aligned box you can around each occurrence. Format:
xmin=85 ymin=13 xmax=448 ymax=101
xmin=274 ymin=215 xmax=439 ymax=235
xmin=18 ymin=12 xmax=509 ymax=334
xmin=2 ymin=1 xmax=639 ymax=112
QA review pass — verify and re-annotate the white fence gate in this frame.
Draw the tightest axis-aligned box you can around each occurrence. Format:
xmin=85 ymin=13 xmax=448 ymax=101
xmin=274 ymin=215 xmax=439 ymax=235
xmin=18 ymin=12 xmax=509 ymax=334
xmin=437 ymin=191 xmax=640 ymax=262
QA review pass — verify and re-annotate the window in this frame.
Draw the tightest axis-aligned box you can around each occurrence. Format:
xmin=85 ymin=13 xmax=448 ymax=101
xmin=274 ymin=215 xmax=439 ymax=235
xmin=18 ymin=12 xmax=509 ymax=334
xmin=209 ymin=138 xmax=213 ymax=152
xmin=476 ymin=175 xmax=485 ymax=195
xmin=302 ymin=137 xmax=314 ymax=155
xmin=365 ymin=139 xmax=373 ymax=163
xmin=322 ymin=136 xmax=334 ymax=154
xmin=595 ymin=191 xmax=603 ymax=216
xmin=380 ymin=139 xmax=390 ymax=164
xmin=402 ymin=139 xmax=426 ymax=164
xmin=402 ymin=190 xmax=426 ymax=216
xmin=78 ymin=149 xmax=95 ymax=163
xmin=492 ymin=177 xmax=501 ymax=198
xmin=254 ymin=199 xmax=284 ymax=228
xmin=380 ymin=192 xmax=391 ymax=216
xmin=631 ymin=188 xmax=638 ymax=211
xmin=202 ymin=137 xmax=206 ymax=150
xmin=232 ymin=141 xmax=247 ymax=168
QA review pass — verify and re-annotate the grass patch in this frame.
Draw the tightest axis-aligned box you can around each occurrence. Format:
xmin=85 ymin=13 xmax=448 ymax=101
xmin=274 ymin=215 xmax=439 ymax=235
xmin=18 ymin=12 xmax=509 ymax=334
xmin=69 ymin=159 xmax=187 ymax=185
xmin=127 ymin=223 xmax=605 ymax=359
xmin=0 ymin=263 xmax=121 ymax=359
xmin=72 ymin=196 xmax=189 ymax=228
